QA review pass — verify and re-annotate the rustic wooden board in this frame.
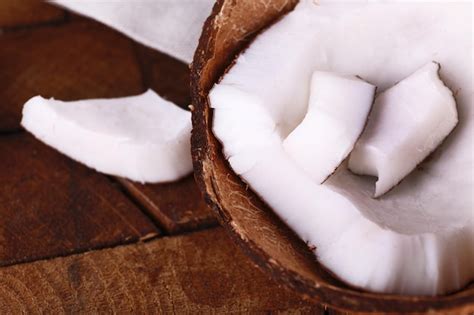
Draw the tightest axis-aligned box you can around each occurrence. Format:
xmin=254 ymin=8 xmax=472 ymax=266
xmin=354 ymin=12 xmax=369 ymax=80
xmin=0 ymin=0 xmax=65 ymax=29
xmin=0 ymin=19 xmax=143 ymax=132
xmin=0 ymin=134 xmax=158 ymax=266
xmin=0 ymin=227 xmax=325 ymax=314
xmin=118 ymin=176 xmax=218 ymax=234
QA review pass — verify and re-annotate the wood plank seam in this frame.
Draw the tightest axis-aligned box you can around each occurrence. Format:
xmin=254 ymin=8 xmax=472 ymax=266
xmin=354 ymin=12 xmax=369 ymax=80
xmin=0 ymin=167 xmax=160 ymax=268
xmin=0 ymin=227 xmax=326 ymax=313
xmin=0 ymin=236 xmax=152 ymax=269
xmin=111 ymin=177 xmax=220 ymax=236
xmin=0 ymin=136 xmax=217 ymax=238
xmin=0 ymin=129 xmax=24 ymax=136
xmin=0 ymin=133 xmax=160 ymax=267
xmin=130 ymin=42 xmax=191 ymax=108
xmin=0 ymin=10 xmax=69 ymax=34
xmin=130 ymin=42 xmax=149 ymax=92
xmin=106 ymin=177 xmax=172 ymax=235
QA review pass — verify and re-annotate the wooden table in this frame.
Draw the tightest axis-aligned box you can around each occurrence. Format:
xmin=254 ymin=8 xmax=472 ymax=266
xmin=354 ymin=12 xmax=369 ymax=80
xmin=0 ymin=1 xmax=335 ymax=313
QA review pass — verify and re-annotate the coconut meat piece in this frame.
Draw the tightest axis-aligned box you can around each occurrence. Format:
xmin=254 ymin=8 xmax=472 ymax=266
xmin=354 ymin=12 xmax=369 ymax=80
xmin=210 ymin=1 xmax=473 ymax=295
xmin=284 ymin=71 xmax=375 ymax=184
xmin=21 ymin=90 xmax=192 ymax=183
xmin=349 ymin=62 xmax=458 ymax=197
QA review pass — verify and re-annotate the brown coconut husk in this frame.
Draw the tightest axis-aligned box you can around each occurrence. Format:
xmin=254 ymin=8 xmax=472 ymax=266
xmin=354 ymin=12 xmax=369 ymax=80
xmin=190 ymin=0 xmax=474 ymax=313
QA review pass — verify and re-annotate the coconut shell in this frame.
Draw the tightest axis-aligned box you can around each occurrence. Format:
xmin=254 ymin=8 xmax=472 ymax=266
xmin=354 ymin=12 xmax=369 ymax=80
xmin=190 ymin=0 xmax=474 ymax=313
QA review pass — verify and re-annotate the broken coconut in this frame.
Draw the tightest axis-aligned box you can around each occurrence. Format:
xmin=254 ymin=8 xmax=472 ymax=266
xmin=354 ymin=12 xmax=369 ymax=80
xmin=349 ymin=62 xmax=458 ymax=197
xmin=191 ymin=0 xmax=474 ymax=310
xmin=22 ymin=90 xmax=192 ymax=183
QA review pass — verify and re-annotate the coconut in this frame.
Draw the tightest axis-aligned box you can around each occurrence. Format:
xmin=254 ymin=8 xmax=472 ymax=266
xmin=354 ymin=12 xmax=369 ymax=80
xmin=191 ymin=0 xmax=474 ymax=313
xmin=208 ymin=0 xmax=472 ymax=295
xmin=22 ymin=90 xmax=192 ymax=183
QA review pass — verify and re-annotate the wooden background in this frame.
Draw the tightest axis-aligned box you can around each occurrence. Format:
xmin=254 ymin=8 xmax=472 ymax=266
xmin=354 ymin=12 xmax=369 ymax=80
xmin=0 ymin=1 xmax=341 ymax=313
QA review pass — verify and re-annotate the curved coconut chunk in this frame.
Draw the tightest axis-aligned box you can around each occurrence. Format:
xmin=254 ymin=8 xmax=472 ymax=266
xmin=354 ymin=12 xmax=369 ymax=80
xmin=349 ymin=62 xmax=458 ymax=197
xmin=21 ymin=90 xmax=192 ymax=183
xmin=284 ymin=71 xmax=375 ymax=183
xmin=210 ymin=1 xmax=473 ymax=295
xmin=210 ymin=85 xmax=282 ymax=174
xmin=239 ymin=145 xmax=474 ymax=295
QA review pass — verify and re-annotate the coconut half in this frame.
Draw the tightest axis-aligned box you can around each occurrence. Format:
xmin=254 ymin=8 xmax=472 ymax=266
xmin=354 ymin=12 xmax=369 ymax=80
xmin=208 ymin=1 xmax=473 ymax=296
xmin=21 ymin=90 xmax=192 ymax=183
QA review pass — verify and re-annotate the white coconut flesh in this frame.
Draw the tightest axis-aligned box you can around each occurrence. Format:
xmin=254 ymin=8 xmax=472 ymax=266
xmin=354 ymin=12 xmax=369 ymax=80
xmin=349 ymin=62 xmax=458 ymax=197
xmin=21 ymin=90 xmax=192 ymax=183
xmin=284 ymin=71 xmax=375 ymax=183
xmin=209 ymin=1 xmax=473 ymax=295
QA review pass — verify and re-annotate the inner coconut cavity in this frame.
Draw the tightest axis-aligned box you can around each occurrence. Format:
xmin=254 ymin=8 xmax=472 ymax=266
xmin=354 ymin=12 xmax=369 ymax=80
xmin=209 ymin=1 xmax=473 ymax=295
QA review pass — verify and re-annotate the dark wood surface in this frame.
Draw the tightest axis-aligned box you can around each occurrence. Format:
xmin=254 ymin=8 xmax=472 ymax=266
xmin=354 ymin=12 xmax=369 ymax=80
xmin=0 ymin=133 xmax=158 ymax=267
xmin=0 ymin=19 xmax=143 ymax=132
xmin=0 ymin=1 xmax=330 ymax=313
xmin=0 ymin=228 xmax=325 ymax=314
xmin=134 ymin=45 xmax=192 ymax=108
xmin=0 ymin=0 xmax=65 ymax=29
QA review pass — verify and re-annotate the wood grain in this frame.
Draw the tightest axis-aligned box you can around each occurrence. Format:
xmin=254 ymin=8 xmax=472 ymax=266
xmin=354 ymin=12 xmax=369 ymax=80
xmin=0 ymin=20 xmax=143 ymax=132
xmin=0 ymin=134 xmax=158 ymax=266
xmin=0 ymin=0 xmax=65 ymax=29
xmin=118 ymin=176 xmax=217 ymax=234
xmin=0 ymin=227 xmax=325 ymax=314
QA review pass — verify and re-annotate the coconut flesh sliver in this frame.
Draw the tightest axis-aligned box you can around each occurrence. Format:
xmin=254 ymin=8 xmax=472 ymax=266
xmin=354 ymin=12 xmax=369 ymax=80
xmin=209 ymin=1 xmax=473 ymax=295
xmin=21 ymin=90 xmax=193 ymax=183
xmin=349 ymin=62 xmax=458 ymax=197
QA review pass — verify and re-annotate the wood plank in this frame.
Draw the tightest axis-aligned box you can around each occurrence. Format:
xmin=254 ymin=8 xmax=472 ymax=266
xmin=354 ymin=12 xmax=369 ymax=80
xmin=0 ymin=227 xmax=325 ymax=313
xmin=0 ymin=20 xmax=143 ymax=132
xmin=134 ymin=45 xmax=191 ymax=108
xmin=0 ymin=133 xmax=158 ymax=266
xmin=118 ymin=176 xmax=218 ymax=234
xmin=0 ymin=0 xmax=65 ymax=29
